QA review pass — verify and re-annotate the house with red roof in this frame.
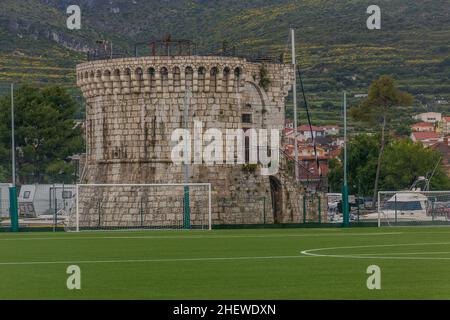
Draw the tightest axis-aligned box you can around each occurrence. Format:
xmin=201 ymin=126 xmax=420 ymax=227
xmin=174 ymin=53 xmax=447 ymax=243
xmin=410 ymin=122 xmax=435 ymax=132
xmin=296 ymin=125 xmax=325 ymax=139
xmin=411 ymin=132 xmax=441 ymax=147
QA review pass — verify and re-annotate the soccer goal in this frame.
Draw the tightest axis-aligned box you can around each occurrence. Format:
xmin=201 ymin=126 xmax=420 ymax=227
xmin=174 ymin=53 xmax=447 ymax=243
xmin=65 ymin=183 xmax=212 ymax=232
xmin=377 ymin=191 xmax=450 ymax=226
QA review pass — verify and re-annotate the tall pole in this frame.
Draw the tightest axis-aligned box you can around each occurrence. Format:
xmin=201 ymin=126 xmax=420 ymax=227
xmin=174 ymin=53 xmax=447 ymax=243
xmin=11 ymin=83 xmax=16 ymax=185
xmin=344 ymin=91 xmax=347 ymax=187
xmin=291 ymin=28 xmax=299 ymax=182
xmin=342 ymin=91 xmax=349 ymax=227
xmin=9 ymin=83 xmax=19 ymax=232
xmin=183 ymin=87 xmax=191 ymax=229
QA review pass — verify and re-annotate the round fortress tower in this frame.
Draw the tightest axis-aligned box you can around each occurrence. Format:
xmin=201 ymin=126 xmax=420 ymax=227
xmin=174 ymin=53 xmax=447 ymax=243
xmin=74 ymin=52 xmax=320 ymax=228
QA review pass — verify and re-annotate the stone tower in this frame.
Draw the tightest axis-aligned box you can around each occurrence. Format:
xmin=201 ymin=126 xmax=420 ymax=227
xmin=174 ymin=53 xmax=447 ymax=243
xmin=74 ymin=53 xmax=323 ymax=228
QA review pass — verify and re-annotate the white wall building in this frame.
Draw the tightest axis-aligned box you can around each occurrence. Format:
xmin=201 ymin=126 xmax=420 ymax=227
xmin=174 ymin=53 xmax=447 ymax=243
xmin=413 ymin=112 xmax=442 ymax=123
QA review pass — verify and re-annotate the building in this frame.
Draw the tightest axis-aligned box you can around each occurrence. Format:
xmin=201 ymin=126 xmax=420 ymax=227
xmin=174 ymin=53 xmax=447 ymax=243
xmin=320 ymin=125 xmax=339 ymax=136
xmin=430 ymin=137 xmax=450 ymax=177
xmin=296 ymin=125 xmax=324 ymax=139
xmin=411 ymin=132 xmax=441 ymax=147
xmin=410 ymin=122 xmax=435 ymax=132
xmin=74 ymin=42 xmax=325 ymax=228
xmin=438 ymin=116 xmax=450 ymax=135
xmin=285 ymin=120 xmax=294 ymax=129
xmin=18 ymin=184 xmax=76 ymax=218
xmin=283 ymin=145 xmax=329 ymax=192
xmin=413 ymin=112 xmax=442 ymax=123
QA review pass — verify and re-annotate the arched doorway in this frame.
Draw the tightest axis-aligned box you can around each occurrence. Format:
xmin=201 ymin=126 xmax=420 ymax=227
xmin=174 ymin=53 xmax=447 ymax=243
xmin=269 ymin=176 xmax=282 ymax=223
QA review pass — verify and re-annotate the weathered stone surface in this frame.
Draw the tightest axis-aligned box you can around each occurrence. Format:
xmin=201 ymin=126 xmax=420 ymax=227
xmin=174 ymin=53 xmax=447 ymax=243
xmin=72 ymin=55 xmax=325 ymax=228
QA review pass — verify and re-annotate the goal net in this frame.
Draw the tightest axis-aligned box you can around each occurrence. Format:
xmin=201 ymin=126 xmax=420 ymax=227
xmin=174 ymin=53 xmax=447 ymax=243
xmin=65 ymin=183 xmax=211 ymax=231
xmin=377 ymin=191 xmax=450 ymax=226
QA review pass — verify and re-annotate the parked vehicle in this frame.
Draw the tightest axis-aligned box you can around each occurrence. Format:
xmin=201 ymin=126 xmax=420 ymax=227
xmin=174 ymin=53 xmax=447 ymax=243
xmin=18 ymin=184 xmax=76 ymax=218
xmin=0 ymin=183 xmax=10 ymax=218
xmin=382 ymin=192 xmax=428 ymax=218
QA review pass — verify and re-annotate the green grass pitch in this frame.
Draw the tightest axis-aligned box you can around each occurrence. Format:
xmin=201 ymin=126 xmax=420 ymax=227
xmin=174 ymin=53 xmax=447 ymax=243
xmin=0 ymin=226 xmax=449 ymax=299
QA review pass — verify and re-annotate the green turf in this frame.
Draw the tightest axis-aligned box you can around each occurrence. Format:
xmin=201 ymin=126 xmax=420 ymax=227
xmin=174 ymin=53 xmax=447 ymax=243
xmin=0 ymin=227 xmax=449 ymax=299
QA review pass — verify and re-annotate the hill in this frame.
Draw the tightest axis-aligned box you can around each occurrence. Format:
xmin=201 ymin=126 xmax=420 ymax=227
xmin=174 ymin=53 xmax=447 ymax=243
xmin=1 ymin=0 xmax=449 ymax=126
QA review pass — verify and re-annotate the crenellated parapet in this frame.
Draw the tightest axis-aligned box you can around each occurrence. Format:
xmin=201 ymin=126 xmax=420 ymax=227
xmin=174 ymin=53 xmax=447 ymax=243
xmin=77 ymin=56 xmax=249 ymax=97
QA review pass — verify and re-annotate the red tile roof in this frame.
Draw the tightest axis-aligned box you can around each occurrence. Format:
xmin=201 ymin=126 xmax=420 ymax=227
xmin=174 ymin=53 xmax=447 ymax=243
xmin=412 ymin=132 xmax=440 ymax=140
xmin=411 ymin=122 xmax=434 ymax=128
xmin=297 ymin=125 xmax=324 ymax=132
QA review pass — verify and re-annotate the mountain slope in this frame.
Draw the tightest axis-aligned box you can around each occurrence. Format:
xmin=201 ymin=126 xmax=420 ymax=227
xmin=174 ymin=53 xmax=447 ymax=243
xmin=0 ymin=0 xmax=449 ymax=122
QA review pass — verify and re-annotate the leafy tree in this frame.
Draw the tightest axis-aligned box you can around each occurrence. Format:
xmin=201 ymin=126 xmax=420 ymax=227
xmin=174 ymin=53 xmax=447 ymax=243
xmin=328 ymin=135 xmax=450 ymax=195
xmin=0 ymin=85 xmax=83 ymax=184
xmin=394 ymin=123 xmax=412 ymax=137
xmin=350 ymin=76 xmax=413 ymax=207
xmin=0 ymin=165 xmax=6 ymax=181
xmin=381 ymin=139 xmax=450 ymax=191
xmin=328 ymin=134 xmax=379 ymax=195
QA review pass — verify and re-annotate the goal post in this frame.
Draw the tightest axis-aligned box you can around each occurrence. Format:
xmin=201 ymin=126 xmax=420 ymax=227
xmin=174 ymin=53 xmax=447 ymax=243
xmin=377 ymin=190 xmax=450 ymax=226
xmin=67 ymin=183 xmax=212 ymax=232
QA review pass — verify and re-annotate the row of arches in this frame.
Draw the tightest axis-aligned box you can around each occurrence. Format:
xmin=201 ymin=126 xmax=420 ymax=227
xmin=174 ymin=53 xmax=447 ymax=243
xmin=78 ymin=66 xmax=244 ymax=95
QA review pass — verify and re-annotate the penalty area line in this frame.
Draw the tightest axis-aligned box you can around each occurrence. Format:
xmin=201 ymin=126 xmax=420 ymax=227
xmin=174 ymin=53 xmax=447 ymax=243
xmin=0 ymin=255 xmax=307 ymax=266
xmin=0 ymin=232 xmax=403 ymax=242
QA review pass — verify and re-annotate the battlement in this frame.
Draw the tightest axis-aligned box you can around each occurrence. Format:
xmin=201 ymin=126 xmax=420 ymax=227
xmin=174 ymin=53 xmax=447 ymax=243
xmin=77 ymin=56 xmax=294 ymax=99
xmin=78 ymin=56 xmax=254 ymax=98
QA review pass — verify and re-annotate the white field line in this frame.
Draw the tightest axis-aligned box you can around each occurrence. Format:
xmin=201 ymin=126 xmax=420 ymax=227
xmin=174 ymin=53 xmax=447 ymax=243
xmin=0 ymin=232 xmax=402 ymax=242
xmin=300 ymin=242 xmax=450 ymax=260
xmin=351 ymin=251 xmax=450 ymax=256
xmin=0 ymin=255 xmax=306 ymax=266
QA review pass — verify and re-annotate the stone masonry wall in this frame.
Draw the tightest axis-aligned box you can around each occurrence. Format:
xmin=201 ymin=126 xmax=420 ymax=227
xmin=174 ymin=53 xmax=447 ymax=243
xmin=73 ymin=55 xmax=323 ymax=228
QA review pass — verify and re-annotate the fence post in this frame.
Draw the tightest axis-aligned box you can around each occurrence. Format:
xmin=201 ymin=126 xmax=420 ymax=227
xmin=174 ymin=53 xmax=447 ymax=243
xmin=97 ymin=200 xmax=101 ymax=228
xmin=9 ymin=185 xmax=19 ymax=232
xmin=140 ymin=198 xmax=144 ymax=227
xmin=431 ymin=199 xmax=435 ymax=222
xmin=303 ymin=194 xmax=307 ymax=224
xmin=318 ymin=194 xmax=321 ymax=224
xmin=394 ymin=194 xmax=398 ymax=225
xmin=53 ymin=185 xmax=57 ymax=232
xmin=357 ymin=196 xmax=360 ymax=222
xmin=377 ymin=192 xmax=381 ymax=227
xmin=263 ymin=196 xmax=266 ymax=224
xmin=183 ymin=185 xmax=190 ymax=229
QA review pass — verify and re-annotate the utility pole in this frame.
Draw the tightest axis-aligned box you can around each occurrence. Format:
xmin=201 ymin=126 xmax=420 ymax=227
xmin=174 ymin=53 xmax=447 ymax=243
xmin=291 ymin=28 xmax=299 ymax=181
xmin=342 ymin=91 xmax=349 ymax=227
xmin=9 ymin=83 xmax=19 ymax=232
